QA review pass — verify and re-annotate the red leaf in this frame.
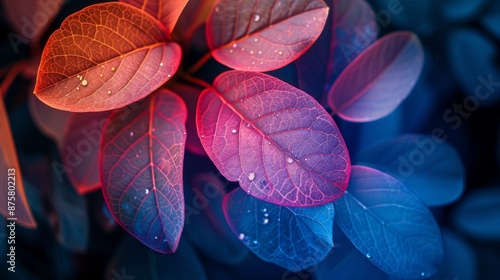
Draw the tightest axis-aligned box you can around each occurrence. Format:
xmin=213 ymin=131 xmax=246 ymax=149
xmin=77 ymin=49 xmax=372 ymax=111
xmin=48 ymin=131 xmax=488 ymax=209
xmin=1 ymin=100 xmax=36 ymax=228
xmin=196 ymin=71 xmax=350 ymax=207
xmin=61 ymin=111 xmax=112 ymax=195
xmin=120 ymin=0 xmax=189 ymax=34
xmin=2 ymin=0 xmax=64 ymax=44
xmin=327 ymin=31 xmax=424 ymax=122
xmin=100 ymin=89 xmax=187 ymax=253
xmin=206 ymin=0 xmax=328 ymax=71
xmin=34 ymin=3 xmax=181 ymax=112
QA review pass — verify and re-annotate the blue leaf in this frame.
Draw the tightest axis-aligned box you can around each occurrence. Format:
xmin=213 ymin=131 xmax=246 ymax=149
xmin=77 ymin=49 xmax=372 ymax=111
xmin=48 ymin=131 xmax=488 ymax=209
xmin=452 ymin=187 xmax=500 ymax=240
xmin=440 ymin=0 xmax=488 ymax=22
xmin=357 ymin=134 xmax=465 ymax=206
xmin=371 ymin=0 xmax=434 ymax=35
xmin=448 ymin=28 xmax=500 ymax=106
xmin=223 ymin=188 xmax=334 ymax=272
xmin=183 ymin=172 xmax=249 ymax=265
xmin=430 ymin=229 xmax=477 ymax=280
xmin=481 ymin=0 xmax=500 ymax=39
xmin=334 ymin=165 xmax=443 ymax=279
xmin=107 ymin=236 xmax=208 ymax=280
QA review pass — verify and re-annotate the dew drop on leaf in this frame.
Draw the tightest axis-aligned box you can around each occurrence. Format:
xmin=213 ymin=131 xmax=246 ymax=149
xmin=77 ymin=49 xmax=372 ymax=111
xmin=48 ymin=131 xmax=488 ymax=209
xmin=254 ymin=14 xmax=260 ymax=22
xmin=111 ymin=66 xmax=116 ymax=71
xmin=145 ymin=189 xmax=149 ymax=194
xmin=81 ymin=80 xmax=88 ymax=86
xmin=248 ymin=172 xmax=255 ymax=181
xmin=231 ymin=129 xmax=237 ymax=134
xmin=238 ymin=233 xmax=245 ymax=240
xmin=286 ymin=157 xmax=293 ymax=164
xmin=129 ymin=132 xmax=134 ymax=137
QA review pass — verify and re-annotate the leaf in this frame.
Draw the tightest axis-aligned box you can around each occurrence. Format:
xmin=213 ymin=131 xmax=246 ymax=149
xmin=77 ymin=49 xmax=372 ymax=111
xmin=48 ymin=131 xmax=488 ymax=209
xmin=440 ymin=0 xmax=488 ymax=21
xmin=196 ymin=71 xmax=350 ymax=207
xmin=100 ymin=89 xmax=187 ymax=253
xmin=0 ymin=99 xmax=36 ymax=228
xmin=1 ymin=0 xmax=64 ymax=44
xmin=356 ymin=134 xmax=465 ymax=206
xmin=481 ymin=0 xmax=500 ymax=39
xmin=334 ymin=165 xmax=443 ymax=279
xmin=107 ymin=236 xmax=208 ymax=280
xmin=448 ymin=28 xmax=500 ymax=106
xmin=452 ymin=187 xmax=500 ymax=240
xmin=296 ymin=0 xmax=377 ymax=104
xmin=61 ymin=111 xmax=112 ymax=194
xmin=28 ymin=87 xmax=73 ymax=146
xmin=206 ymin=0 xmax=328 ymax=71
xmin=328 ymin=31 xmax=424 ymax=122
xmin=370 ymin=0 xmax=433 ymax=34
xmin=120 ymin=0 xmax=189 ymax=34
xmin=171 ymin=83 xmax=206 ymax=156
xmin=183 ymin=172 xmax=248 ymax=265
xmin=174 ymin=0 xmax=218 ymax=42
xmin=34 ymin=3 xmax=181 ymax=112
xmin=223 ymin=187 xmax=334 ymax=272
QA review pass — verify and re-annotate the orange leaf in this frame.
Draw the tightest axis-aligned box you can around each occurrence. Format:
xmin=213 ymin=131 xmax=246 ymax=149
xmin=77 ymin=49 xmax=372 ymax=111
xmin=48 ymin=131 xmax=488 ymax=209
xmin=34 ymin=3 xmax=181 ymax=112
xmin=0 ymin=100 xmax=37 ymax=228
xmin=121 ymin=0 xmax=189 ymax=34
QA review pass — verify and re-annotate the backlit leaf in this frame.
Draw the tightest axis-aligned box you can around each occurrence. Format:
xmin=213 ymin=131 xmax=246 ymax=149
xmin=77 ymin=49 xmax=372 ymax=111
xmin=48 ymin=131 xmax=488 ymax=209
xmin=334 ymin=166 xmax=443 ymax=279
xmin=197 ymin=71 xmax=350 ymax=207
xmin=34 ymin=3 xmax=181 ymax=112
xmin=223 ymin=187 xmax=334 ymax=272
xmin=206 ymin=0 xmax=328 ymax=71
xmin=121 ymin=0 xmax=189 ymax=34
xmin=356 ymin=134 xmax=465 ymax=206
xmin=0 ymin=99 xmax=36 ymax=228
xmin=452 ymin=187 xmax=500 ymax=240
xmin=61 ymin=111 xmax=111 ymax=194
xmin=100 ymin=89 xmax=187 ymax=253
xmin=328 ymin=31 xmax=424 ymax=122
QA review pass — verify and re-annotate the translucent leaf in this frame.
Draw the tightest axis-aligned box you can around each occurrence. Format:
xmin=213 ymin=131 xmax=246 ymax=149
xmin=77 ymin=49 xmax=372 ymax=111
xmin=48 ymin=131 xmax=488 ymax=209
xmin=197 ymin=70 xmax=350 ymax=207
xmin=0 ymin=99 xmax=36 ymax=228
xmin=334 ymin=165 xmax=443 ymax=279
xmin=224 ymin=187 xmax=334 ymax=272
xmin=100 ymin=89 xmax=187 ymax=253
xmin=452 ymin=187 xmax=500 ymax=240
xmin=207 ymin=0 xmax=328 ymax=71
xmin=357 ymin=134 xmax=465 ymax=206
xmin=328 ymin=31 xmax=424 ymax=122
xmin=34 ymin=3 xmax=181 ymax=112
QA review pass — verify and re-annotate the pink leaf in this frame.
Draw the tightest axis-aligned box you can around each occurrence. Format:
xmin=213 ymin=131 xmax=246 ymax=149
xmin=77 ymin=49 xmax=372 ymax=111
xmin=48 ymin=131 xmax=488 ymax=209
xmin=196 ymin=71 xmax=350 ymax=207
xmin=61 ymin=111 xmax=112 ymax=195
xmin=100 ymin=89 xmax=187 ymax=253
xmin=206 ymin=0 xmax=328 ymax=71
xmin=328 ymin=31 xmax=424 ymax=122
xmin=120 ymin=0 xmax=189 ymax=34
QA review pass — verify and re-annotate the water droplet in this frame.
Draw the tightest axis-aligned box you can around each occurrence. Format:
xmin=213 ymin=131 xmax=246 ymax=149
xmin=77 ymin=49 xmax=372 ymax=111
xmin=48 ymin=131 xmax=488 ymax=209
xmin=286 ymin=157 xmax=293 ymax=164
xmin=278 ymin=51 xmax=283 ymax=55
xmin=254 ymin=14 xmax=260 ymax=21
xmin=264 ymin=213 xmax=268 ymax=217
xmin=366 ymin=253 xmax=371 ymax=258
xmin=267 ymin=142 xmax=271 ymax=145
xmin=246 ymin=123 xmax=252 ymax=128
xmin=167 ymin=74 xmax=171 ymax=78
xmin=262 ymin=218 xmax=269 ymax=224
xmin=261 ymin=207 xmax=267 ymax=213
xmin=232 ymin=43 xmax=237 ymax=48
xmin=101 ymin=65 xmax=105 ymax=68
xmin=76 ymin=87 xmax=79 ymax=90
xmin=111 ymin=66 xmax=116 ymax=71
xmin=130 ymin=132 xmax=134 ymax=137
xmin=201 ymin=134 xmax=205 ymax=138
xmin=154 ymin=236 xmax=158 ymax=240
xmin=421 ymin=272 xmax=425 ymax=277
xmin=260 ymin=61 xmax=264 ymax=64
xmin=252 ymin=240 xmax=258 ymax=245
xmin=100 ymin=74 xmax=103 ymax=78
xmin=229 ymin=49 xmax=234 ymax=53
xmin=250 ymin=50 xmax=254 ymax=55
xmin=238 ymin=233 xmax=245 ymax=240
xmin=133 ymin=196 xmax=137 ymax=200
xmin=107 ymin=90 xmax=112 ymax=94
xmin=81 ymin=79 xmax=88 ymax=86
xmin=248 ymin=172 xmax=255 ymax=181
xmin=254 ymin=38 xmax=258 ymax=42
xmin=304 ymin=158 xmax=308 ymax=161
xmin=246 ymin=189 xmax=251 ymax=194
xmin=145 ymin=189 xmax=149 ymax=194
xmin=258 ymin=51 xmax=262 ymax=54
xmin=215 ymin=6 xmax=220 ymax=12
xmin=231 ymin=129 xmax=237 ymax=134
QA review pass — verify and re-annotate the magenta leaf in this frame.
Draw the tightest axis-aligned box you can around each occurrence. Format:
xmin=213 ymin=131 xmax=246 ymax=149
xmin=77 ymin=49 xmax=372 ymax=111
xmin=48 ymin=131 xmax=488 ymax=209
xmin=328 ymin=31 xmax=424 ymax=122
xmin=206 ymin=0 xmax=328 ymax=72
xmin=223 ymin=187 xmax=335 ymax=272
xmin=196 ymin=71 xmax=350 ymax=207
xmin=100 ymin=89 xmax=187 ymax=253
xmin=61 ymin=111 xmax=112 ymax=195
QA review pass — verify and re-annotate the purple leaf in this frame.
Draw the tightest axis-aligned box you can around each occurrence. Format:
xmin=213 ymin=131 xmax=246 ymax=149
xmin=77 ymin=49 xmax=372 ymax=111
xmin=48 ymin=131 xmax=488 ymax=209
xmin=100 ymin=89 xmax=187 ymax=253
xmin=196 ymin=71 xmax=350 ymax=207
xmin=328 ymin=31 xmax=424 ymax=122
xmin=206 ymin=0 xmax=328 ymax=72
xmin=223 ymin=187 xmax=334 ymax=272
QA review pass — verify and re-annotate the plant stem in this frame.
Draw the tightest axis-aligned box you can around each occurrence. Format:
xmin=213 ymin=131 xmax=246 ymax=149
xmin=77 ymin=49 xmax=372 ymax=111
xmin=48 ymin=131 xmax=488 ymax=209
xmin=179 ymin=73 xmax=213 ymax=90
xmin=187 ymin=52 xmax=213 ymax=75
xmin=1 ymin=60 xmax=27 ymax=98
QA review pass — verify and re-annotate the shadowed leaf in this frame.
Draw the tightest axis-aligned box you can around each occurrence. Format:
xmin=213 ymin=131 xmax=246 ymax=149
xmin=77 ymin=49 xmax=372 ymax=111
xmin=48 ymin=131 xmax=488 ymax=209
xmin=121 ymin=0 xmax=188 ymax=34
